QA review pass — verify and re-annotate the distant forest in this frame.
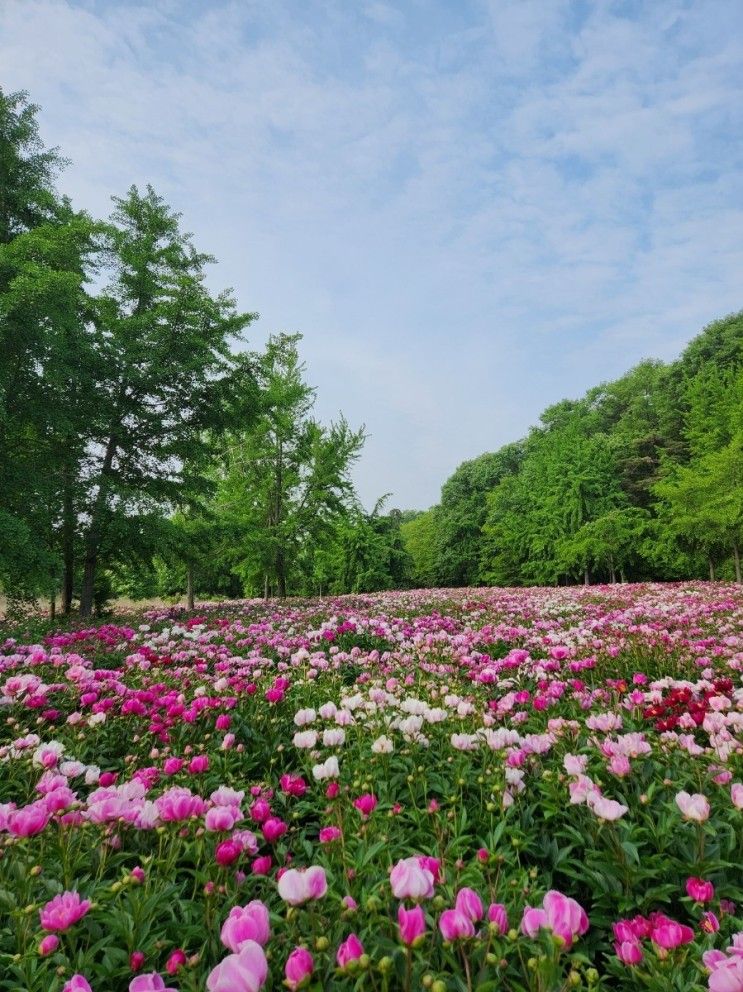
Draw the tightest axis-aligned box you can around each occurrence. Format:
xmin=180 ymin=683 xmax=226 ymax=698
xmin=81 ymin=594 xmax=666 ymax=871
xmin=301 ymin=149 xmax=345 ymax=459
xmin=402 ymin=310 xmax=743 ymax=589
xmin=1 ymin=88 xmax=741 ymax=615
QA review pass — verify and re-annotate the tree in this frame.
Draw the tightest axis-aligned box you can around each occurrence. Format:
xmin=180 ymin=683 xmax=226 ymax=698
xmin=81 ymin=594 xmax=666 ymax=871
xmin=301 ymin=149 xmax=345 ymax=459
xmin=432 ymin=446 xmax=522 ymax=586
xmin=0 ymin=89 xmax=99 ymax=607
xmin=221 ymin=333 xmax=365 ymax=597
xmin=76 ymin=185 xmax=255 ymax=615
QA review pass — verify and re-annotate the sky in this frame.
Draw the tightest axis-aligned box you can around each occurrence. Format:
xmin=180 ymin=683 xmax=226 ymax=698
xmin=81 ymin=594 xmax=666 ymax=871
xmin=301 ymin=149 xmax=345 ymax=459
xmin=2 ymin=0 xmax=742 ymax=509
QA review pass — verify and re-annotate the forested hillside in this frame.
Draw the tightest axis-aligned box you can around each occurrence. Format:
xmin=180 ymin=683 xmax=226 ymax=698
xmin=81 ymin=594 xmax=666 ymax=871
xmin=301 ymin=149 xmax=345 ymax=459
xmin=403 ymin=313 xmax=743 ymax=587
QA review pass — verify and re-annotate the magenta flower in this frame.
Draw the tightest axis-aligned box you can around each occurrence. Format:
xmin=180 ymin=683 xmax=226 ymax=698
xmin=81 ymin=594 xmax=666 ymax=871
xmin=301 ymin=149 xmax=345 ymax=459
xmin=284 ymin=947 xmax=314 ymax=990
xmin=319 ymin=826 xmax=342 ymax=843
xmin=156 ymin=787 xmax=207 ymax=822
xmin=439 ymin=908 xmax=475 ymax=941
xmin=455 ymin=888 xmax=484 ymax=922
xmin=398 ymin=904 xmax=426 ymax=946
xmin=207 ymin=941 xmax=268 ymax=992
xmin=39 ymin=934 xmax=60 ymax=956
xmin=353 ymin=793 xmax=377 ymax=819
xmin=261 ymin=817 xmax=288 ymax=843
xmin=165 ymin=949 xmax=186 ymax=975
xmin=686 ymin=877 xmax=715 ymax=903
xmin=40 ymin=891 xmax=92 ymax=932
xmin=336 ymin=933 xmax=364 ymax=969
xmin=221 ymin=901 xmax=271 ymax=952
xmin=8 ymin=803 xmax=49 ymax=837
xmin=615 ymin=939 xmax=643 ymax=965
xmin=649 ymin=914 xmax=695 ymax=951
xmin=488 ymin=903 xmax=508 ymax=934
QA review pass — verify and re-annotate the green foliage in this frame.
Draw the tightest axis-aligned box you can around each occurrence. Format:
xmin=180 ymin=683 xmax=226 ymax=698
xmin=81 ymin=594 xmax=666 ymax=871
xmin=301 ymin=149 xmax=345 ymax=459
xmin=218 ymin=333 xmax=366 ymax=597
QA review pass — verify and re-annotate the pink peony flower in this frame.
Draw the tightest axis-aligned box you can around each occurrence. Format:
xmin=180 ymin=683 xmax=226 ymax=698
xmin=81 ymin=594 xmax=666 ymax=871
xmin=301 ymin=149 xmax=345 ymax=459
xmin=687 ymin=877 xmax=715 ymax=903
xmin=206 ymin=805 xmax=242 ymax=832
xmin=277 ymin=866 xmax=327 ymax=905
xmin=284 ymin=947 xmax=314 ymax=990
xmin=40 ymin=891 xmax=92 ymax=932
xmin=709 ymin=956 xmax=743 ymax=992
xmin=319 ymin=826 xmax=341 ymax=843
xmin=488 ymin=903 xmax=508 ymax=934
xmin=588 ymin=794 xmax=628 ymax=821
xmin=398 ymin=904 xmax=426 ymax=946
xmin=39 ymin=934 xmax=60 ymax=956
xmin=353 ymin=793 xmax=377 ymax=819
xmin=455 ymin=888 xmax=484 ymax=922
xmin=336 ymin=933 xmax=364 ymax=969
xmin=521 ymin=891 xmax=589 ymax=948
xmin=439 ymin=908 xmax=475 ymax=941
xmin=649 ymin=913 xmax=695 ymax=951
xmin=216 ymin=839 xmax=243 ymax=867
xmin=262 ymin=817 xmax=288 ymax=843
xmin=675 ymin=791 xmax=710 ymax=822
xmin=206 ymin=942 xmax=268 ymax=992
xmin=221 ymin=901 xmax=271 ymax=952
xmin=165 ymin=949 xmax=186 ymax=975
xmin=251 ymin=856 xmax=272 ymax=876
xmin=8 ymin=803 xmax=49 ymax=837
xmin=390 ymin=857 xmax=435 ymax=900
xmin=731 ymin=784 xmax=743 ymax=810
xmin=130 ymin=951 xmax=146 ymax=971
xmin=63 ymin=977 xmax=92 ymax=992
xmin=615 ymin=939 xmax=643 ymax=965
xmin=156 ymin=787 xmax=207 ymax=822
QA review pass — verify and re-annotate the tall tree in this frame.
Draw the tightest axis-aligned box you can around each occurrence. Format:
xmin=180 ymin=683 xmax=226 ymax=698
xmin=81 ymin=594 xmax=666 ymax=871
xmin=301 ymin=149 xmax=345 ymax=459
xmin=0 ymin=89 xmax=99 ymax=606
xmin=221 ymin=333 xmax=365 ymax=597
xmin=77 ymin=185 xmax=255 ymax=615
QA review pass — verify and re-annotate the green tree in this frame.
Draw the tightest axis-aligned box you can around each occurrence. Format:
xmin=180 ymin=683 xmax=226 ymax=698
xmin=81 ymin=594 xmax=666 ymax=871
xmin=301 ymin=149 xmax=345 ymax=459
xmin=221 ymin=333 xmax=365 ymax=597
xmin=77 ymin=185 xmax=255 ymax=615
xmin=0 ymin=89 xmax=99 ymax=608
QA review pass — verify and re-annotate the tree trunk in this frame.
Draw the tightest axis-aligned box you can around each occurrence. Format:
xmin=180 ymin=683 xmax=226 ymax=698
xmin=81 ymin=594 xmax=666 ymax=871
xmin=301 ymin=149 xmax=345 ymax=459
xmin=49 ymin=591 xmax=56 ymax=621
xmin=80 ymin=435 xmax=117 ymax=617
xmin=264 ymin=573 xmax=269 ymax=600
xmin=276 ymin=549 xmax=287 ymax=598
xmin=709 ymin=558 xmax=715 ymax=582
xmin=583 ymin=567 xmax=590 ymax=586
xmin=62 ymin=467 xmax=74 ymax=614
xmin=734 ymin=542 xmax=742 ymax=584
xmin=186 ymin=564 xmax=194 ymax=610
xmin=620 ymin=569 xmax=627 ymax=583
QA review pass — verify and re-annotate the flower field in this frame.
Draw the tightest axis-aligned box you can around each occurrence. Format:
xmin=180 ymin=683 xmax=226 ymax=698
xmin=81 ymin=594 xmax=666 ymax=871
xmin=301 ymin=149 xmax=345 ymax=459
xmin=2 ymin=583 xmax=743 ymax=992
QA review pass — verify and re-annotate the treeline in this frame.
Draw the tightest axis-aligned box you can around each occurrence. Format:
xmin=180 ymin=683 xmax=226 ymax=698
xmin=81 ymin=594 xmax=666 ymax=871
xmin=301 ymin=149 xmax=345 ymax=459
xmin=1 ymin=88 xmax=396 ymax=614
xmin=402 ymin=312 xmax=743 ymax=586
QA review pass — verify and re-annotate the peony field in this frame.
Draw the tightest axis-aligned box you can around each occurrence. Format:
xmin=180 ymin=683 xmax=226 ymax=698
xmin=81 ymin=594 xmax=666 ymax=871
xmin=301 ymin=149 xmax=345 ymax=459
xmin=2 ymin=582 xmax=743 ymax=992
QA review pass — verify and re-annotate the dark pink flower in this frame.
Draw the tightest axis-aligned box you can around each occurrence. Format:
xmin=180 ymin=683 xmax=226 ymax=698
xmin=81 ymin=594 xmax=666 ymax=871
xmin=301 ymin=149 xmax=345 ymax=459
xmin=40 ymin=891 xmax=91 ymax=932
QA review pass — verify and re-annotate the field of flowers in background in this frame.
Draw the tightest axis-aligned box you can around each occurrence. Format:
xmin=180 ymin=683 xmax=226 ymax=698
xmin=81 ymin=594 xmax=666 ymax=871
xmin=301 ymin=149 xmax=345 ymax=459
xmin=1 ymin=583 xmax=743 ymax=992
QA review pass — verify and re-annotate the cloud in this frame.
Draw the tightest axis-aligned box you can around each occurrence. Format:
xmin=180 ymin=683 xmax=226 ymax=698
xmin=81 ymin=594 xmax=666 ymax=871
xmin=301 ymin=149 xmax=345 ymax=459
xmin=1 ymin=0 xmax=741 ymax=508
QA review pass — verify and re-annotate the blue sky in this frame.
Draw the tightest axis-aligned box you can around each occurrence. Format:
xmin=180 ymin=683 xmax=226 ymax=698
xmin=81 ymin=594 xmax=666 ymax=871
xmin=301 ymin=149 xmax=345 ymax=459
xmin=2 ymin=0 xmax=742 ymax=508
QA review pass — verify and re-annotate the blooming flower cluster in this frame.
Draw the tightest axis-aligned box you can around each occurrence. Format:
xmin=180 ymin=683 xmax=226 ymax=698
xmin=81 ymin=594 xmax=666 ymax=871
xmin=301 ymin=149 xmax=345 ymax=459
xmin=0 ymin=582 xmax=742 ymax=990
